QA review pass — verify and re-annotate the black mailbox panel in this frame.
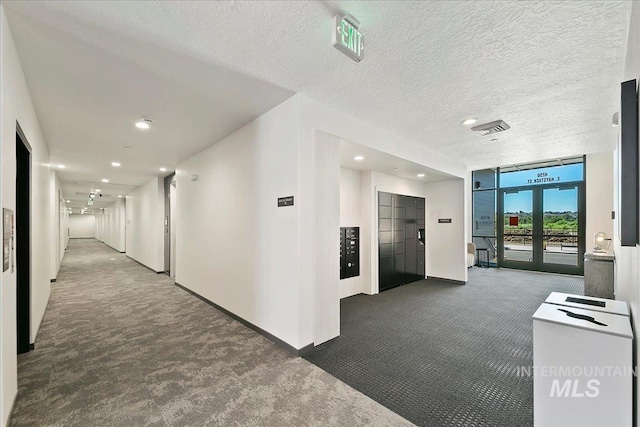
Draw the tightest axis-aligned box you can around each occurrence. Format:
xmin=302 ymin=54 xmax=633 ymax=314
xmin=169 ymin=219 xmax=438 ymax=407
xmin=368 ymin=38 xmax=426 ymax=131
xmin=340 ymin=227 xmax=360 ymax=280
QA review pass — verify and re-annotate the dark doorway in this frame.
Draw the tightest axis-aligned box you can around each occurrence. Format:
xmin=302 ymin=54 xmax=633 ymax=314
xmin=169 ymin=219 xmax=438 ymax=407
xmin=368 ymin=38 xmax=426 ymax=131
xmin=16 ymin=126 xmax=31 ymax=354
xmin=163 ymin=173 xmax=176 ymax=276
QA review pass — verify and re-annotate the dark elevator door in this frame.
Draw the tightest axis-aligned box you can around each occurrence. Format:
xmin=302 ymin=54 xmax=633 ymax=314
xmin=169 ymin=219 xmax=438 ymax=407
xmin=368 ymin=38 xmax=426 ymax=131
xmin=379 ymin=192 xmax=425 ymax=291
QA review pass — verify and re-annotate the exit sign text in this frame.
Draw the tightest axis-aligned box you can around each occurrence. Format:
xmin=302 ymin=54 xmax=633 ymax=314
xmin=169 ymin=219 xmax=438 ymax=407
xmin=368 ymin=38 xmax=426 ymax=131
xmin=332 ymin=15 xmax=364 ymax=62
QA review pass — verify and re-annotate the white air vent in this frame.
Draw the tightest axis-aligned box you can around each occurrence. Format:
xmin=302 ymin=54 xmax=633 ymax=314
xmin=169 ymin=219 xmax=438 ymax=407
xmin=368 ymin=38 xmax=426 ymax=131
xmin=471 ymin=120 xmax=511 ymax=136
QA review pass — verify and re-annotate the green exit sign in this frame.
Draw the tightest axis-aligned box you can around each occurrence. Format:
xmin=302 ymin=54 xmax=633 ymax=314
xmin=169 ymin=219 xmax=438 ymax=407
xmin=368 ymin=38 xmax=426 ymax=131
xmin=332 ymin=15 xmax=364 ymax=62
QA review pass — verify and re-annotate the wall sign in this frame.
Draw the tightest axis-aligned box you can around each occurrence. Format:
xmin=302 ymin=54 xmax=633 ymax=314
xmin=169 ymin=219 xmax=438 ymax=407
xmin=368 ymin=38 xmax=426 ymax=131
xmin=500 ymin=163 xmax=583 ymax=188
xmin=277 ymin=196 xmax=294 ymax=207
xmin=438 ymin=218 xmax=452 ymax=224
xmin=332 ymin=15 xmax=364 ymax=62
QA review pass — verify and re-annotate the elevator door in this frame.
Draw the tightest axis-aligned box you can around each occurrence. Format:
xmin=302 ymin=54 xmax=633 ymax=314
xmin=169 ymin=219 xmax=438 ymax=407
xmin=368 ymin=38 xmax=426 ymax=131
xmin=379 ymin=192 xmax=425 ymax=292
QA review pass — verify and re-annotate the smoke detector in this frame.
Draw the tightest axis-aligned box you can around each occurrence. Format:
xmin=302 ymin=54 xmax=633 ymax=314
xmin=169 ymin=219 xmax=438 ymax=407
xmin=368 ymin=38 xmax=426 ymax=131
xmin=471 ymin=120 xmax=511 ymax=136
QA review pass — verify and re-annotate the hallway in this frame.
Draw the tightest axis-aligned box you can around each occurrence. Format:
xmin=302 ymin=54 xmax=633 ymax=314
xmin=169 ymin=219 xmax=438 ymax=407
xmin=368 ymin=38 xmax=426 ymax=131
xmin=10 ymin=240 xmax=411 ymax=426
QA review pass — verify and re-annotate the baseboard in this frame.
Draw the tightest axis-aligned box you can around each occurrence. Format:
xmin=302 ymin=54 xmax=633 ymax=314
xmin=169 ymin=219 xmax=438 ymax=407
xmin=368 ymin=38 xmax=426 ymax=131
xmin=50 ymin=278 xmax=56 ymax=283
xmin=125 ymin=255 xmax=163 ymax=274
xmin=296 ymin=342 xmax=315 ymax=356
xmin=426 ymin=276 xmax=466 ymax=285
xmin=29 ymin=343 xmax=35 ymax=351
xmin=174 ymin=282 xmax=312 ymax=356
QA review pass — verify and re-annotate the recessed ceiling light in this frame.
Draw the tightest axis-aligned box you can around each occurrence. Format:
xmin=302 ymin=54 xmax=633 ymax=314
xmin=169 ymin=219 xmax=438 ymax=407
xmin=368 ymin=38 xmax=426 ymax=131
xmin=66 ymin=200 xmax=70 ymax=203
xmin=118 ymin=195 xmax=123 ymax=198
xmin=58 ymin=164 xmax=66 ymax=169
xmin=124 ymin=146 xmax=131 ymax=150
xmin=490 ymin=138 xmax=498 ymax=142
xmin=462 ymin=118 xmax=477 ymax=126
xmin=160 ymin=167 xmax=167 ymax=172
xmin=135 ymin=119 xmax=152 ymax=129
xmin=354 ymin=155 xmax=364 ymax=161
xmin=95 ymin=189 xmax=101 ymax=192
xmin=101 ymin=179 xmax=109 ymax=183
xmin=417 ymin=173 xmax=425 ymax=177
xmin=111 ymin=162 xmax=121 ymax=167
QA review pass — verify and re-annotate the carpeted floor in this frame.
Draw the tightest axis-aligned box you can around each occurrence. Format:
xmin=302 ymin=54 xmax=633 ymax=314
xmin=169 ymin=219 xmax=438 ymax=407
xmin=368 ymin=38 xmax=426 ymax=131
xmin=303 ymin=268 xmax=584 ymax=427
xmin=10 ymin=239 xmax=412 ymax=426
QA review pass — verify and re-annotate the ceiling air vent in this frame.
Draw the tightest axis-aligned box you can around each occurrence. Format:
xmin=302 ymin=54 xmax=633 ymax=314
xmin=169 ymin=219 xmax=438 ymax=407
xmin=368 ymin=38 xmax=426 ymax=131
xmin=471 ymin=120 xmax=511 ymax=136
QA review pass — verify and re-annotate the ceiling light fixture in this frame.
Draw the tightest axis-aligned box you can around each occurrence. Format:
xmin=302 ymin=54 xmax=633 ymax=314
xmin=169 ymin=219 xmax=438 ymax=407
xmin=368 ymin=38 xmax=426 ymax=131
xmin=354 ymin=155 xmax=364 ymax=161
xmin=462 ymin=118 xmax=477 ymax=126
xmin=111 ymin=162 xmax=121 ymax=167
xmin=417 ymin=173 xmax=425 ymax=177
xmin=95 ymin=189 xmax=101 ymax=192
xmin=124 ymin=146 xmax=131 ymax=150
xmin=135 ymin=119 xmax=152 ymax=129
xmin=160 ymin=167 xmax=167 ymax=172
xmin=58 ymin=164 xmax=66 ymax=169
xmin=102 ymin=179 xmax=109 ymax=183
xmin=118 ymin=195 xmax=123 ymax=198
xmin=66 ymin=200 xmax=70 ymax=203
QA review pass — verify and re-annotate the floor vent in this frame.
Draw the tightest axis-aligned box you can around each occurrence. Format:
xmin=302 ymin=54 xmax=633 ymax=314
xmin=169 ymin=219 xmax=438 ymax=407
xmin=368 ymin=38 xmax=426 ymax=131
xmin=471 ymin=120 xmax=511 ymax=136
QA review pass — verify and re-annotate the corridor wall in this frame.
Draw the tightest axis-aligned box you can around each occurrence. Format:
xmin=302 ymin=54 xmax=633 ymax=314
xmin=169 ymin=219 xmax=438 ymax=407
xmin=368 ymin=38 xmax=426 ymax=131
xmin=0 ymin=6 xmax=54 ymax=425
xmin=68 ymin=214 xmax=96 ymax=238
xmin=176 ymin=96 xmax=301 ymax=349
xmin=50 ymin=170 xmax=68 ymax=280
xmin=126 ymin=178 xmax=164 ymax=272
xmin=96 ymin=198 xmax=126 ymax=252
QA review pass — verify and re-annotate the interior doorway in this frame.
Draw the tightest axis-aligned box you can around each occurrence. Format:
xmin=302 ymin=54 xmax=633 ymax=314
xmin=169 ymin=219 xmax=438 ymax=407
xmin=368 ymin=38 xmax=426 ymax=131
xmin=16 ymin=125 xmax=31 ymax=354
xmin=164 ymin=173 xmax=176 ymax=277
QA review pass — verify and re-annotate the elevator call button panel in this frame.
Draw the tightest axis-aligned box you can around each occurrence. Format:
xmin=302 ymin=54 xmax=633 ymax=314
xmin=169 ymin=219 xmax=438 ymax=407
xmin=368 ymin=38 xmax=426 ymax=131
xmin=340 ymin=226 xmax=360 ymax=280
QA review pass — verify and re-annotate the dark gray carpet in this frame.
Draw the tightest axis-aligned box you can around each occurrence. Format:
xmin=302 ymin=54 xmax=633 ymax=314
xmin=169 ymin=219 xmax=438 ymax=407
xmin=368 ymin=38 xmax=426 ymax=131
xmin=303 ymin=268 xmax=584 ymax=427
xmin=10 ymin=240 xmax=412 ymax=426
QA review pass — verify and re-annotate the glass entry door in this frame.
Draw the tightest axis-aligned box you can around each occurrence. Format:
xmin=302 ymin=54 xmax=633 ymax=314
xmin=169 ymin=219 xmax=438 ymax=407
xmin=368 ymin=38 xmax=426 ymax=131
xmin=499 ymin=184 xmax=584 ymax=275
xmin=502 ymin=189 xmax=534 ymax=265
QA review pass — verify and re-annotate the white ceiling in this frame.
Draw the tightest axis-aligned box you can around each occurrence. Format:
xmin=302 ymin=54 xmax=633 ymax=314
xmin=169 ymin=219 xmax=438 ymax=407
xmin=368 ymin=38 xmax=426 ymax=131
xmin=3 ymin=6 xmax=295 ymax=211
xmin=340 ymin=139 xmax=454 ymax=183
xmin=3 ymin=0 xmax=633 ymax=209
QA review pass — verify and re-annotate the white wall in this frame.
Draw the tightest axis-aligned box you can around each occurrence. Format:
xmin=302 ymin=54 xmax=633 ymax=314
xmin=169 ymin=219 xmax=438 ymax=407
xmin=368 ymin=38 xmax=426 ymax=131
xmin=424 ymin=179 xmax=467 ymax=282
xmin=68 ymin=215 xmax=96 ymax=239
xmin=176 ymin=96 xmax=302 ymax=348
xmin=585 ymin=152 xmax=614 ymax=247
xmin=613 ymin=0 xmax=640 ymax=421
xmin=126 ymin=178 xmax=163 ymax=272
xmin=96 ymin=198 xmax=126 ymax=252
xmin=50 ymin=170 xmax=68 ymax=280
xmin=0 ymin=6 xmax=53 ymax=425
xmin=339 ymin=168 xmax=367 ymax=298
xmin=313 ymin=131 xmax=340 ymax=345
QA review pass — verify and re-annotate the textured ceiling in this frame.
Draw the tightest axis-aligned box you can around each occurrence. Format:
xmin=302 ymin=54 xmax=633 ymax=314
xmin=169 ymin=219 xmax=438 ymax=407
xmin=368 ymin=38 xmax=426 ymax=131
xmin=4 ymin=0 xmax=633 ymax=195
